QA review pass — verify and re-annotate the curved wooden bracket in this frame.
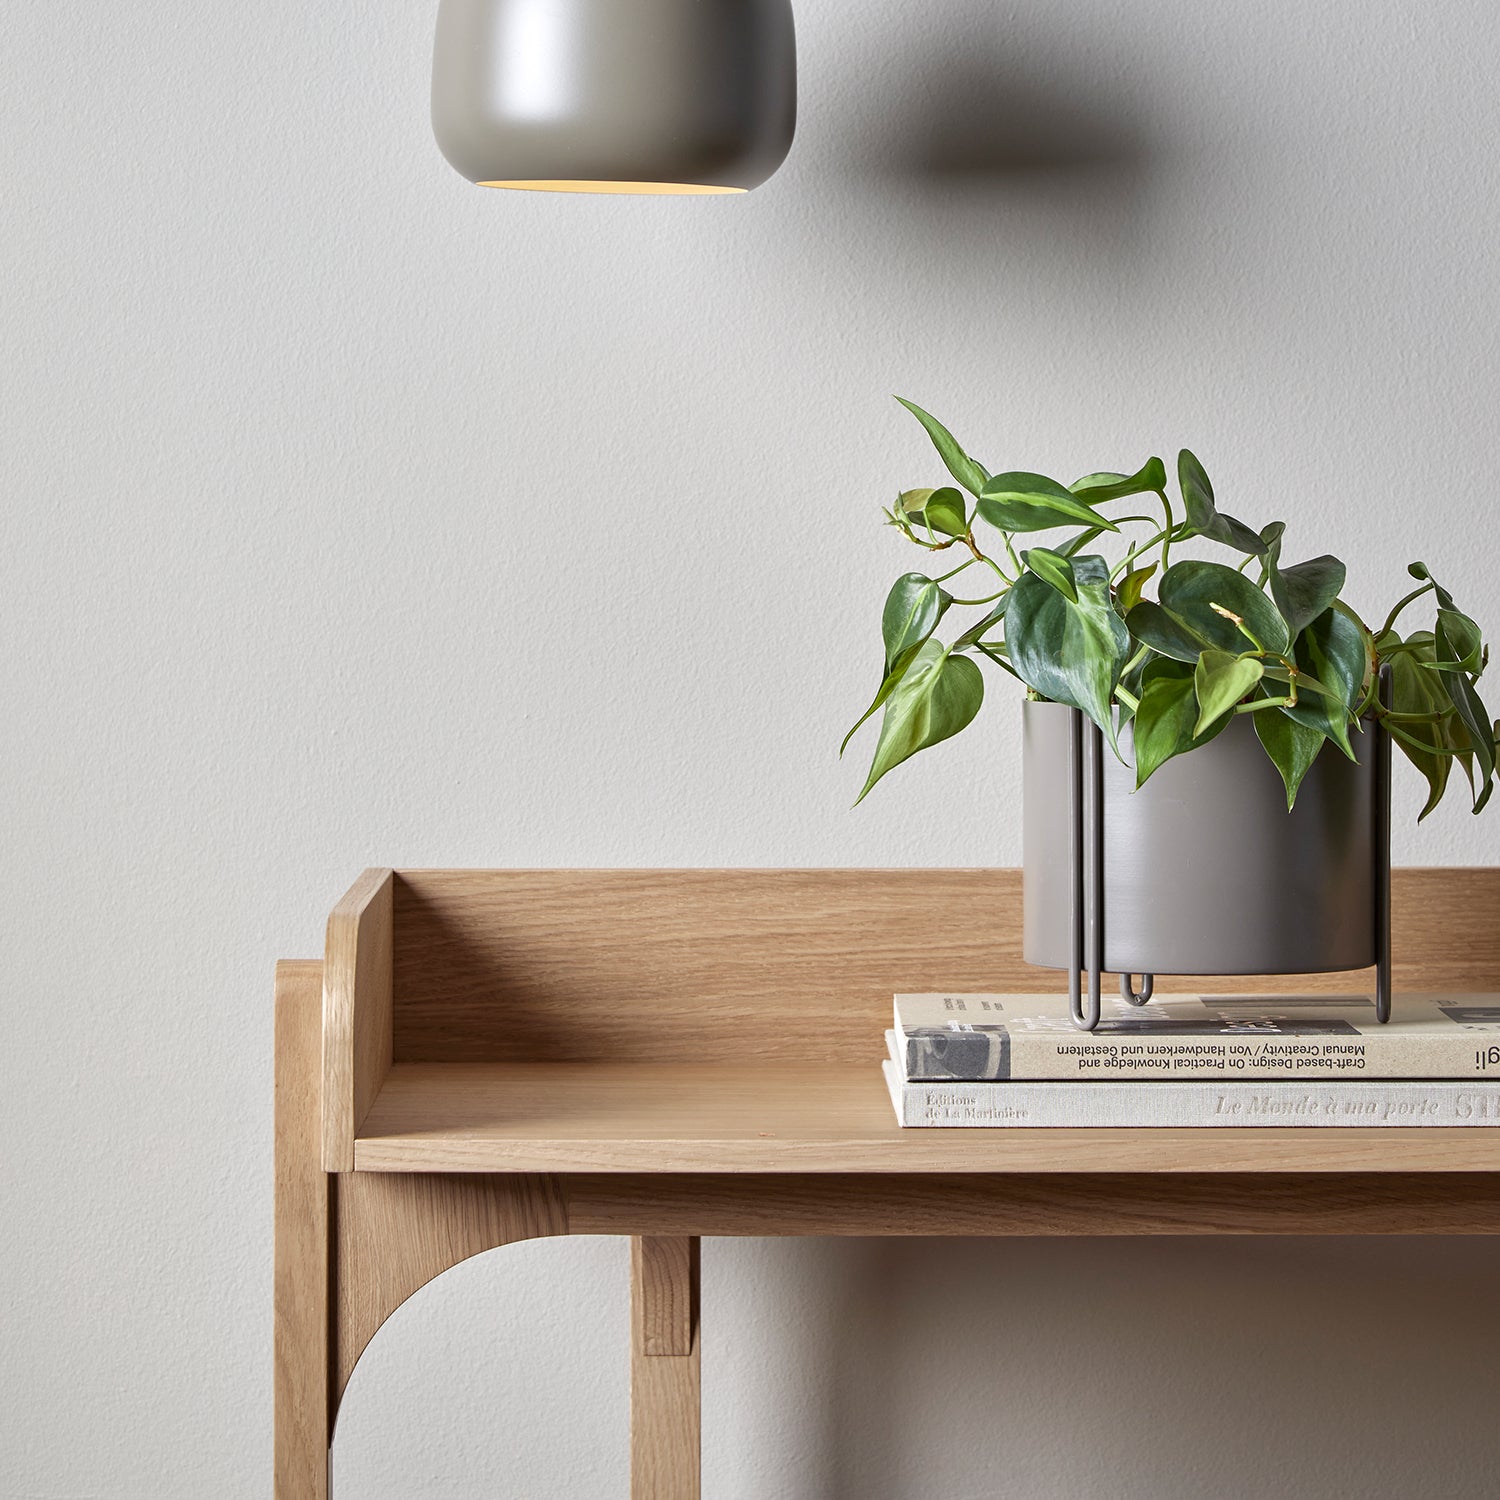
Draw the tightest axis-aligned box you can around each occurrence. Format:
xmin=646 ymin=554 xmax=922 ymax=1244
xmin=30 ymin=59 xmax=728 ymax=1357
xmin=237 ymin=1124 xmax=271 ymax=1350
xmin=333 ymin=1170 xmax=568 ymax=1407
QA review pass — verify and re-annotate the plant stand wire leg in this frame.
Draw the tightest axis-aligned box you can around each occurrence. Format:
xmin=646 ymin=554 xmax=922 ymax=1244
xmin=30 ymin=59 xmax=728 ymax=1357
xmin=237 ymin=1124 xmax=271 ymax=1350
xmin=1068 ymin=709 xmax=1104 ymax=1030
xmin=1374 ymin=663 xmax=1393 ymax=1023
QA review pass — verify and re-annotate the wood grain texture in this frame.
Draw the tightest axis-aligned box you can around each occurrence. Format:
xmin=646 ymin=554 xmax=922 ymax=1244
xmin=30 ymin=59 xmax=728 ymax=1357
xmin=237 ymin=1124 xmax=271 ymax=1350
xmin=568 ymin=1172 xmax=1500 ymax=1236
xmin=351 ymin=1059 xmax=1500 ymax=1174
xmin=323 ymin=868 xmax=393 ymax=1171
xmin=633 ymin=1236 xmax=698 ymax=1357
xmin=631 ymin=1237 xmax=699 ymax=1499
xmin=385 ymin=868 xmax=1500 ymax=1064
xmin=274 ymin=960 xmax=331 ymax=1500
xmin=333 ymin=1171 xmax=568 ymax=1403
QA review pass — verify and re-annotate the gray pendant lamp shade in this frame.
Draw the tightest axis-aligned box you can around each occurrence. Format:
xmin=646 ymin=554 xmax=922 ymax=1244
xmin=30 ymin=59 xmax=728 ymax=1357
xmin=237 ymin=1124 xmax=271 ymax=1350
xmin=432 ymin=0 xmax=796 ymax=195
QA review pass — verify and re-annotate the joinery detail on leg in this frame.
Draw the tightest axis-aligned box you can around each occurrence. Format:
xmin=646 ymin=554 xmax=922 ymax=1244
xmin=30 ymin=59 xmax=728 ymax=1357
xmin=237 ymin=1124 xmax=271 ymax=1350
xmin=631 ymin=1236 xmax=701 ymax=1499
xmin=274 ymin=960 xmax=332 ymax=1500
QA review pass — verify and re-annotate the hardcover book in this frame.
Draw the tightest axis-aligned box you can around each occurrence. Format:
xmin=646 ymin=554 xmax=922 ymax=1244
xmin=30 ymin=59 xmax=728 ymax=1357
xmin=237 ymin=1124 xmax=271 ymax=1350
xmin=893 ymin=992 xmax=1500 ymax=1083
xmin=880 ymin=1032 xmax=1500 ymax=1129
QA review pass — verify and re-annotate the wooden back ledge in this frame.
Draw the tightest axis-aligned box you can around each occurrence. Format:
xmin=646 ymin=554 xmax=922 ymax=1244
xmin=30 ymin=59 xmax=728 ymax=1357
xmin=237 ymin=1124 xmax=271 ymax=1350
xmin=320 ymin=867 xmax=1500 ymax=1170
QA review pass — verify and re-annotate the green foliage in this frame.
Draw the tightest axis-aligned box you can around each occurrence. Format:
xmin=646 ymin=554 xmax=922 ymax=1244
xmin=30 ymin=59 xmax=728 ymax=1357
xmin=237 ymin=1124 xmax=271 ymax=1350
xmin=1130 ymin=657 xmax=1229 ymax=785
xmin=1254 ymin=710 xmax=1326 ymax=810
xmin=1006 ymin=557 xmax=1130 ymax=748
xmin=1193 ymin=650 xmax=1265 ymax=737
xmin=843 ymin=400 xmax=1498 ymax=819
xmin=1157 ymin=560 xmax=1291 ymax=656
xmin=899 ymin=487 xmax=967 ymax=539
xmin=977 ymin=473 xmax=1120 ymax=534
xmin=854 ymin=640 xmax=983 ymax=803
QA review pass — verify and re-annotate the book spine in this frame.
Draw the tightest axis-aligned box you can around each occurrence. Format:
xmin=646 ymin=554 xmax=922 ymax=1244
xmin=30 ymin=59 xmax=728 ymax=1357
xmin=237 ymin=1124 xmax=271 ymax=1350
xmin=902 ymin=1032 xmax=1497 ymax=1082
xmin=880 ymin=1061 xmax=1500 ymax=1128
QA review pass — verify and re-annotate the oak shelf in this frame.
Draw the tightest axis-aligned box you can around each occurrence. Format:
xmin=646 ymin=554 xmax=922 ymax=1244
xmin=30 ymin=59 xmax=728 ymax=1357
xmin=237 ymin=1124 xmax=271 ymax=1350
xmin=352 ymin=1059 xmax=1500 ymax=1174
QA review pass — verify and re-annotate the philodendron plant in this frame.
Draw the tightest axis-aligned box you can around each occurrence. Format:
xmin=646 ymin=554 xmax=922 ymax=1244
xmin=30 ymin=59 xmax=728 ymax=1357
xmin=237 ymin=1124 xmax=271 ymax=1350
xmin=845 ymin=399 xmax=1497 ymax=817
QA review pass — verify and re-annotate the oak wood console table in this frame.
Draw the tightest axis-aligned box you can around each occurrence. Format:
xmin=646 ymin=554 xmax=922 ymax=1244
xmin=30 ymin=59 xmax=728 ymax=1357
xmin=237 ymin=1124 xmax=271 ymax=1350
xmin=274 ymin=867 xmax=1500 ymax=1498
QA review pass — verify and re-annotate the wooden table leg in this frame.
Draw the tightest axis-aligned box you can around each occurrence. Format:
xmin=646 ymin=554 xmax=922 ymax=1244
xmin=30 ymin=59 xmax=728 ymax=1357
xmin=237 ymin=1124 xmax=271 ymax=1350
xmin=275 ymin=960 xmax=332 ymax=1499
xmin=631 ymin=1236 xmax=701 ymax=1500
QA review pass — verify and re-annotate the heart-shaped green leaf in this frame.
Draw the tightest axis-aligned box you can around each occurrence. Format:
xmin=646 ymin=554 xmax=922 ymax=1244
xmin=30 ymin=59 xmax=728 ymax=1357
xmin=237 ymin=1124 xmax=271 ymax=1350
xmin=1177 ymin=450 xmax=1268 ymax=555
xmin=855 ymin=640 xmax=984 ymax=802
xmin=1283 ymin=606 xmax=1368 ymax=757
xmin=1006 ymin=556 xmax=1130 ymax=746
xmin=1253 ymin=709 xmax=1326 ymax=810
xmin=1269 ymin=554 xmax=1347 ymax=638
xmin=899 ymin=486 xmax=968 ymax=539
xmin=1434 ymin=613 xmax=1496 ymax=810
xmin=1158 ymin=560 xmax=1291 ymax=656
xmin=1069 ymin=457 xmax=1167 ymax=503
xmin=1436 ymin=607 xmax=1484 ymax=672
xmin=1261 ymin=524 xmax=1341 ymax=635
xmin=977 ymin=473 xmax=1121 ymax=535
xmin=1116 ymin=560 xmax=1158 ymax=615
xmin=1387 ymin=644 xmax=1452 ymax=818
xmin=842 ymin=574 xmax=954 ymax=757
xmin=1125 ymin=599 xmax=1206 ymax=663
xmin=1194 ymin=650 xmax=1265 ymax=736
xmin=1177 ymin=449 xmax=1216 ymax=530
xmin=1130 ymin=656 xmax=1230 ymax=786
xmin=1022 ymin=546 xmax=1078 ymax=602
xmin=881 ymin=573 xmax=952 ymax=670
xmin=895 ymin=398 xmax=989 ymax=497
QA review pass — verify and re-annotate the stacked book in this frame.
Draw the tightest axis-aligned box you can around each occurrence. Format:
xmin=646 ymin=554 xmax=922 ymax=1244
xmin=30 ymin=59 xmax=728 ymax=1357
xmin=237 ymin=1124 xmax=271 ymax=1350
xmin=882 ymin=992 xmax=1500 ymax=1127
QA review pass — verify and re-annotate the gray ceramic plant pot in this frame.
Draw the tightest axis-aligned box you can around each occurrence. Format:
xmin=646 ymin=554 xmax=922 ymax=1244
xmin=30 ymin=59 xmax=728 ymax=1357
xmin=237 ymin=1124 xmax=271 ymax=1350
xmin=1022 ymin=699 xmax=1377 ymax=976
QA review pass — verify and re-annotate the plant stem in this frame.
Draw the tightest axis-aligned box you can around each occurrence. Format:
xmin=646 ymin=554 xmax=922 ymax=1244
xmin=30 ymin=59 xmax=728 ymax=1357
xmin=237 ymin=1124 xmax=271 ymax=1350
xmin=1379 ymin=581 xmax=1435 ymax=639
xmin=1110 ymin=528 xmax=1168 ymax=581
xmin=1385 ymin=722 xmax=1460 ymax=757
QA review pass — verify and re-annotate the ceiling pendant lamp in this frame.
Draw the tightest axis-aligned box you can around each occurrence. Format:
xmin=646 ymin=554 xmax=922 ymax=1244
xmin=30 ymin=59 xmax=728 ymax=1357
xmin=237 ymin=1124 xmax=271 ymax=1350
xmin=432 ymin=0 xmax=797 ymax=196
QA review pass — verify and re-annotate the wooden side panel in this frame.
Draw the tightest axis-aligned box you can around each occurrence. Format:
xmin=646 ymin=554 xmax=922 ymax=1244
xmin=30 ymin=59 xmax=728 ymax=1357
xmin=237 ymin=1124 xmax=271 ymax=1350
xmin=323 ymin=869 xmax=393 ymax=1170
xmin=389 ymin=868 xmax=1500 ymax=1064
xmin=569 ymin=1172 xmax=1500 ymax=1237
xmin=274 ymin=960 xmax=331 ymax=1500
xmin=631 ymin=1237 xmax=700 ymax=1500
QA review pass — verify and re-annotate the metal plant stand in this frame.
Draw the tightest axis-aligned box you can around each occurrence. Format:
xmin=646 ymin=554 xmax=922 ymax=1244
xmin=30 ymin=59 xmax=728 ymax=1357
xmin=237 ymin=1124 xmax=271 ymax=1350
xmin=1065 ymin=670 xmax=1393 ymax=1031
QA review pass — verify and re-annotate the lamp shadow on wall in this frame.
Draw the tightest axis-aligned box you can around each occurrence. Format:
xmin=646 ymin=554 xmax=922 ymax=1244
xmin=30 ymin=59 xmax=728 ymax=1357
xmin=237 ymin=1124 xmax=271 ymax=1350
xmin=900 ymin=66 xmax=1150 ymax=182
xmin=842 ymin=46 xmax=1163 ymax=278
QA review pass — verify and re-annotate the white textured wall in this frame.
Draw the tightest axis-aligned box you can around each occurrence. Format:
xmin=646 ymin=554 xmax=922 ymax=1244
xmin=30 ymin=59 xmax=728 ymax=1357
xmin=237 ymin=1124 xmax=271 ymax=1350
xmin=4 ymin=0 xmax=1499 ymax=1495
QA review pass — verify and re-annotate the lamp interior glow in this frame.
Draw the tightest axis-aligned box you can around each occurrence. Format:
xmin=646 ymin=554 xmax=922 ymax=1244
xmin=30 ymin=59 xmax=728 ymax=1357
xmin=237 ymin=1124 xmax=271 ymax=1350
xmin=478 ymin=181 xmax=748 ymax=195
